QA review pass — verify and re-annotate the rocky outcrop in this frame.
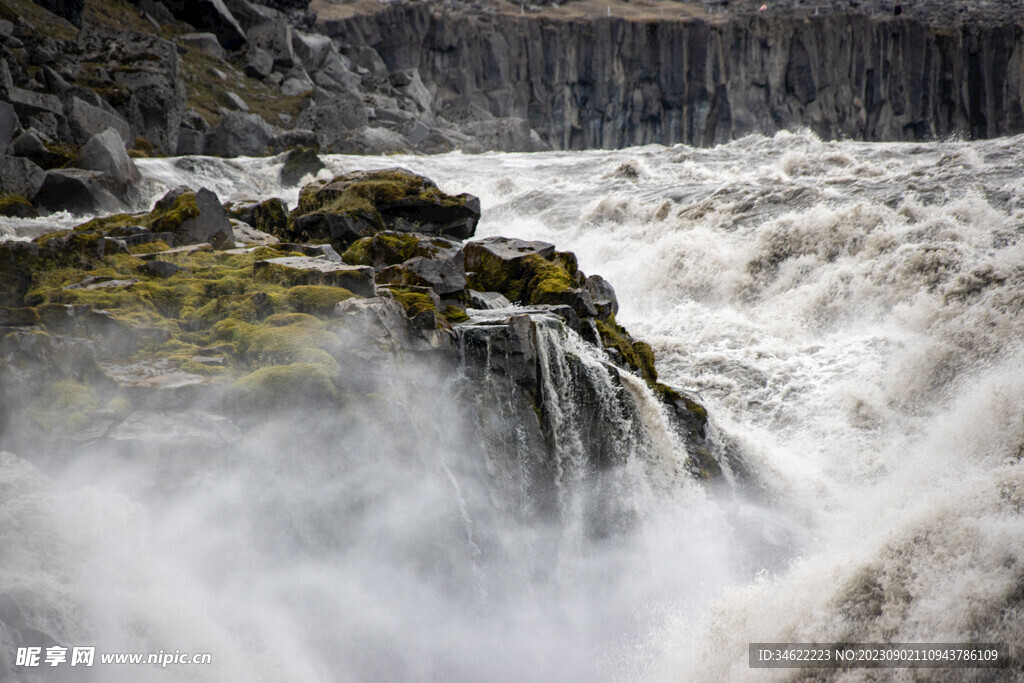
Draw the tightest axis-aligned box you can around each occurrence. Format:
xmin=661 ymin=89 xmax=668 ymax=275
xmin=0 ymin=168 xmax=719 ymax=493
xmin=323 ymin=5 xmax=1024 ymax=147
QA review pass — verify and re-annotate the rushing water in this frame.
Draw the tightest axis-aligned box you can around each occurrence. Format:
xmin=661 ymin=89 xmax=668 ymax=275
xmin=3 ymin=131 xmax=1024 ymax=680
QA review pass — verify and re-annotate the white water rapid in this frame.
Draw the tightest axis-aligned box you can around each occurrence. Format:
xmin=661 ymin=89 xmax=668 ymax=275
xmin=2 ymin=131 xmax=1023 ymax=681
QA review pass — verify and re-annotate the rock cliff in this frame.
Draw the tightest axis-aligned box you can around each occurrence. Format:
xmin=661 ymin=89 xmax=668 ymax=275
xmin=323 ymin=5 xmax=1024 ymax=148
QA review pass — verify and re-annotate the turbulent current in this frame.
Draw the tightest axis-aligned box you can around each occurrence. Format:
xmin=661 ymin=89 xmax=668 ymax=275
xmin=3 ymin=131 xmax=1024 ymax=681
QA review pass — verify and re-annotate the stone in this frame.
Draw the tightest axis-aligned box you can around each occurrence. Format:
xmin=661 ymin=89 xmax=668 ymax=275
xmin=253 ymin=257 xmax=375 ymax=297
xmin=223 ymin=92 xmax=249 ymax=112
xmin=584 ymin=273 xmax=618 ymax=317
xmin=178 ymin=32 xmax=226 ymax=60
xmin=205 ymin=112 xmax=277 ymax=158
xmin=340 ymin=46 xmax=388 ymax=80
xmin=31 ymin=169 xmax=125 ymax=215
xmin=7 ymin=87 xmax=63 ymax=119
xmin=175 ymin=128 xmax=206 ymax=155
xmin=8 ymin=131 xmax=61 ymax=169
xmin=29 ymin=0 xmax=83 ymax=27
xmin=294 ymin=96 xmax=368 ymax=150
xmin=139 ymin=260 xmax=180 ymax=278
xmin=269 ymin=128 xmax=318 ymax=153
xmin=464 ymin=236 xmax=555 ymax=264
xmin=230 ymin=220 xmax=279 ymax=246
xmin=224 ymin=197 xmax=288 ymax=234
xmin=327 ymin=126 xmax=409 ymax=155
xmin=77 ymin=127 xmax=141 ymax=187
xmin=67 ymin=97 xmax=132 ymax=146
xmin=247 ymin=20 xmax=295 ymax=70
xmin=467 ymin=290 xmax=512 ymax=310
xmin=159 ymin=0 xmax=246 ymax=50
xmin=280 ymin=76 xmax=314 ymax=97
xmin=388 ymin=68 xmax=432 ymax=112
xmin=278 ymin=146 xmax=323 ymax=186
xmin=315 ymin=51 xmax=361 ymax=93
xmin=153 ymin=187 xmax=235 ymax=249
xmin=375 ymin=252 xmax=467 ymax=297
xmin=292 ymin=30 xmax=332 ymax=71
xmin=243 ymin=48 xmax=274 ymax=79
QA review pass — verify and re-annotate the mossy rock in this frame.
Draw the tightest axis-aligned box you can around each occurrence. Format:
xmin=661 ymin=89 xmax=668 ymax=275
xmin=341 ymin=232 xmax=421 ymax=268
xmin=595 ymin=314 xmax=658 ymax=386
xmin=279 ymin=146 xmax=324 ymax=187
xmin=464 ymin=238 xmax=582 ymax=308
xmin=0 ymin=194 xmax=37 ymax=218
xmin=226 ymin=362 xmax=339 ymax=412
xmin=225 ymin=197 xmax=289 ymax=236
xmin=289 ymin=168 xmax=480 ymax=245
xmin=283 ymin=285 xmax=356 ymax=317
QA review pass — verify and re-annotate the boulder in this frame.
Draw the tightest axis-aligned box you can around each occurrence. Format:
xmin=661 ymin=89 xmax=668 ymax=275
xmin=0 ymin=101 xmax=20 ymax=150
xmin=9 ymin=130 xmax=62 ymax=169
xmin=152 ymin=187 xmax=235 ymax=249
xmin=0 ymin=155 xmax=46 ymax=200
xmin=253 ymin=257 xmax=374 ymax=297
xmin=246 ymin=20 xmax=295 ymax=70
xmin=341 ymin=46 xmax=389 ymax=80
xmin=175 ymin=128 xmax=206 ymax=155
xmin=292 ymin=30 xmax=332 ymax=71
xmin=294 ymin=96 xmax=367 ymax=150
xmin=269 ymin=128 xmax=318 ymax=153
xmin=7 ymin=87 xmax=63 ymax=119
xmin=178 ymin=32 xmax=225 ymax=60
xmin=159 ymin=0 xmax=246 ymax=50
xmin=31 ymin=169 xmax=125 ymax=215
xmin=583 ymin=273 xmax=618 ymax=317
xmin=278 ymin=146 xmax=323 ymax=186
xmin=29 ymin=0 xmax=84 ymax=27
xmin=328 ymin=126 xmax=410 ymax=155
xmin=67 ymin=97 xmax=132 ymax=146
xmin=375 ymin=252 xmax=467 ymax=297
xmin=280 ymin=75 xmax=314 ymax=97
xmin=77 ymin=127 xmax=141 ymax=188
xmin=224 ymin=197 xmax=288 ymax=234
xmin=389 ymin=69 xmax=433 ymax=112
xmin=205 ymin=112 xmax=277 ymax=158
xmin=315 ymin=51 xmax=361 ymax=94
xmin=243 ymin=48 xmax=274 ymax=79
xmin=291 ymin=169 xmax=480 ymax=243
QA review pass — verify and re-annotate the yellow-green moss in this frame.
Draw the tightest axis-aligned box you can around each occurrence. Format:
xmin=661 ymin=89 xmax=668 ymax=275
xmin=128 ymin=240 xmax=172 ymax=254
xmin=442 ymin=305 xmax=470 ymax=324
xmin=390 ymin=288 xmax=435 ymax=318
xmin=283 ymin=285 xmax=355 ymax=316
xmin=227 ymin=363 xmax=338 ymax=412
xmin=0 ymin=194 xmax=37 ymax=218
xmin=27 ymin=380 xmax=100 ymax=433
xmin=341 ymin=237 xmax=373 ymax=266
xmin=596 ymin=314 xmax=658 ymax=386
xmin=468 ymin=251 xmax=577 ymax=306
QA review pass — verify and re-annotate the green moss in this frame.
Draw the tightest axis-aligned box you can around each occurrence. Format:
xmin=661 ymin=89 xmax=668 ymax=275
xmin=128 ymin=240 xmax=172 ymax=254
xmin=596 ymin=314 xmax=658 ymax=386
xmin=442 ymin=305 xmax=469 ymax=324
xmin=341 ymin=237 xmax=373 ymax=266
xmin=467 ymin=251 xmax=577 ymax=306
xmin=27 ymin=380 xmax=100 ymax=433
xmin=0 ymin=194 xmax=37 ymax=218
xmin=227 ymin=363 xmax=338 ymax=412
xmin=390 ymin=288 xmax=435 ymax=318
xmin=283 ymin=285 xmax=355 ymax=316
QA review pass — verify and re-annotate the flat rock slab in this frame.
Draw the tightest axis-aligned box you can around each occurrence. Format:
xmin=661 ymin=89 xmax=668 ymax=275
xmin=100 ymin=358 xmax=208 ymax=390
xmin=466 ymin=236 xmax=556 ymax=262
xmin=139 ymin=243 xmax=212 ymax=260
xmin=254 ymin=256 xmax=374 ymax=297
xmin=108 ymin=410 xmax=241 ymax=443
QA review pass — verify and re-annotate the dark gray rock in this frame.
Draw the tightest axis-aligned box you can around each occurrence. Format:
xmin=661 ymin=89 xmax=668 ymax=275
xmin=205 ymin=112 xmax=277 ymax=157
xmin=294 ymin=96 xmax=368 ymax=150
xmin=328 ymin=126 xmax=409 ymax=155
xmin=243 ymin=47 xmax=274 ymax=79
xmin=467 ymin=290 xmax=512 ymax=310
xmin=178 ymin=32 xmax=225 ymax=60
xmin=7 ymin=87 xmax=63 ymax=119
xmin=10 ymin=130 xmax=62 ymax=169
xmin=340 ymin=46 xmax=389 ymax=80
xmin=32 ymin=169 xmax=125 ymax=215
xmin=278 ymin=146 xmax=323 ymax=186
xmin=77 ymin=127 xmax=141 ymax=187
xmin=1 ymin=102 xmax=22 ymax=152
xmin=247 ymin=20 xmax=295 ymax=70
xmin=0 ymin=156 xmax=45 ymax=200
xmin=140 ymin=260 xmax=180 ymax=278
xmin=67 ymin=97 xmax=133 ymax=146
xmin=224 ymin=196 xmax=288 ymax=234
xmin=159 ymin=0 xmax=246 ymax=50
xmin=376 ymin=252 xmax=467 ymax=296
xmin=583 ymin=273 xmax=618 ymax=317
xmin=253 ymin=256 xmax=375 ymax=296
xmin=154 ymin=187 xmax=235 ymax=249
xmin=464 ymin=236 xmax=555 ymax=264
xmin=29 ymin=0 xmax=83 ymax=28
xmin=175 ymin=128 xmax=206 ymax=155
xmin=292 ymin=30 xmax=333 ymax=71
xmin=269 ymin=128 xmax=318 ymax=152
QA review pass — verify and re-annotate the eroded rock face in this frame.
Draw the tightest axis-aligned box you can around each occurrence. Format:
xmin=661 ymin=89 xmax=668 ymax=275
xmin=326 ymin=6 xmax=1024 ymax=147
